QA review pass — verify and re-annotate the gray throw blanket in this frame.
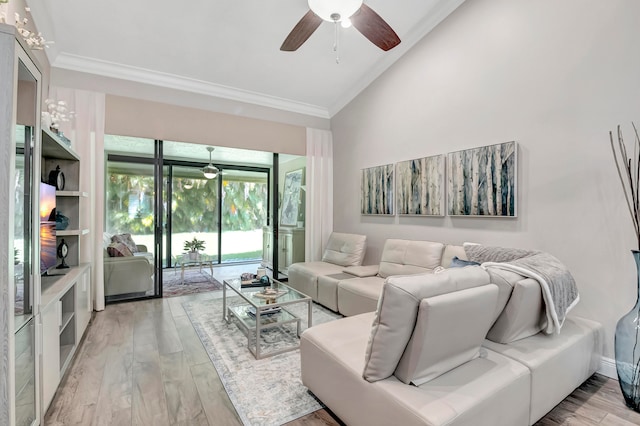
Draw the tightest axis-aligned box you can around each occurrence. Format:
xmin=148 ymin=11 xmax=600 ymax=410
xmin=464 ymin=245 xmax=579 ymax=334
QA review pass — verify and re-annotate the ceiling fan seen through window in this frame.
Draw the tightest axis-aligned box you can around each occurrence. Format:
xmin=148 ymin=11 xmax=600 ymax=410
xmin=202 ymin=146 xmax=219 ymax=179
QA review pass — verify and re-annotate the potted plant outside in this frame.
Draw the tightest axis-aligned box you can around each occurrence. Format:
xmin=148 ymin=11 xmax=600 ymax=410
xmin=183 ymin=237 xmax=206 ymax=260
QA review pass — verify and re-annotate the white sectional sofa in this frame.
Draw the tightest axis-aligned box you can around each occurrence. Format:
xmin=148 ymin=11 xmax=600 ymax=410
xmin=299 ymin=242 xmax=603 ymax=426
xmin=288 ymin=238 xmax=467 ymax=316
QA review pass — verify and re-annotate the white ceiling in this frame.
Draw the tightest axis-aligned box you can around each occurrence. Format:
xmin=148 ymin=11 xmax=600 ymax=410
xmin=27 ymin=0 xmax=465 ymax=118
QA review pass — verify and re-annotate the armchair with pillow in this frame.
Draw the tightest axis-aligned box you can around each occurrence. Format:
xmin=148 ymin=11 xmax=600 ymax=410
xmin=103 ymin=233 xmax=154 ymax=298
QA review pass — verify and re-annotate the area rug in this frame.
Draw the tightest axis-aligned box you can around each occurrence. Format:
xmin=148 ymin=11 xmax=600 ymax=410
xmin=161 ymin=268 xmax=223 ymax=297
xmin=183 ymin=296 xmax=342 ymax=426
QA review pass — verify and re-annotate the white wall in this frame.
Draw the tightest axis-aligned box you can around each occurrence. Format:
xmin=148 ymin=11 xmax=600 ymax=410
xmin=104 ymin=95 xmax=307 ymax=156
xmin=332 ymin=0 xmax=640 ymax=358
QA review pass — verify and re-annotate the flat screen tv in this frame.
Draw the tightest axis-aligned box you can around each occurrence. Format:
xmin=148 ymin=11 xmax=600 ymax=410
xmin=40 ymin=182 xmax=57 ymax=275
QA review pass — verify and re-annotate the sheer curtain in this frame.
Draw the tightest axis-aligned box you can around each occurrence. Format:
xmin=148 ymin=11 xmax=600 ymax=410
xmin=49 ymin=87 xmax=106 ymax=311
xmin=305 ymin=128 xmax=333 ymax=261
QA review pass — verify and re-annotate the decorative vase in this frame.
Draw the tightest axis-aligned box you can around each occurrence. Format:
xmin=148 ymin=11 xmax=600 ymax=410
xmin=55 ymin=212 xmax=70 ymax=230
xmin=615 ymin=249 xmax=640 ymax=412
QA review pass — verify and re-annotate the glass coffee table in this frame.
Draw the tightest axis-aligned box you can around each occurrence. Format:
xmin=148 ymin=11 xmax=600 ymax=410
xmin=174 ymin=253 xmax=214 ymax=284
xmin=223 ymin=278 xmax=312 ymax=359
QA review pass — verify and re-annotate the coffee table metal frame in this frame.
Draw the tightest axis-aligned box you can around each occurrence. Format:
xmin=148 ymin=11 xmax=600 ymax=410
xmin=222 ymin=278 xmax=312 ymax=359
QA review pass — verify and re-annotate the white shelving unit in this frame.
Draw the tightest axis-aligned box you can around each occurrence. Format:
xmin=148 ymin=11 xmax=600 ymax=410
xmin=41 ymin=128 xmax=90 ymax=268
xmin=39 ymin=124 xmax=92 ymax=417
xmin=1 ymin=22 xmax=42 ymax=426
xmin=1 ymin=22 xmax=93 ymax=426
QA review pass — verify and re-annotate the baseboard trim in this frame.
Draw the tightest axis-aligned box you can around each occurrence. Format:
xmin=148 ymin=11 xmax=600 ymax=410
xmin=598 ymin=356 xmax=617 ymax=379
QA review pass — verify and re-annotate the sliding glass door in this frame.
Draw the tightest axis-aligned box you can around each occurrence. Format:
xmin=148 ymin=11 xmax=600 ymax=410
xmin=166 ymin=165 xmax=268 ymax=265
xmin=105 ymin=157 xmax=159 ymax=301
xmin=220 ymin=169 xmax=268 ymax=263
xmin=168 ymin=165 xmax=219 ymax=265
xmin=104 ymin=136 xmax=273 ymax=302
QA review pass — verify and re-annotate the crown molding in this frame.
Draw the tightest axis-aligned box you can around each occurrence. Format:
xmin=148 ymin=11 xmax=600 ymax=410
xmin=52 ymin=52 xmax=331 ymax=119
xmin=327 ymin=0 xmax=467 ymax=117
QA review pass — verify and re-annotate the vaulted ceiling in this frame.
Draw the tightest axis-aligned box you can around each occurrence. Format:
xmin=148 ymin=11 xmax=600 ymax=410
xmin=27 ymin=0 xmax=465 ymax=118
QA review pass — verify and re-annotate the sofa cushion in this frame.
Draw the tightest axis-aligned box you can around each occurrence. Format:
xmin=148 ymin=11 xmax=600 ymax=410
xmin=107 ymin=242 xmax=133 ymax=257
xmin=337 ymin=276 xmax=385 ymax=317
xmin=485 ymin=268 xmax=547 ymax=343
xmin=343 ymin=264 xmax=379 ymax=277
xmin=441 ymin=244 xmax=466 ymax=268
xmin=394 ymin=284 xmax=499 ymax=385
xmin=322 ymin=232 xmax=367 ymax=267
xmin=378 ymin=239 xmax=445 ymax=278
xmin=317 ymin=273 xmax=357 ymax=312
xmin=287 ymin=261 xmax=345 ymax=300
xmin=484 ymin=317 xmax=603 ymax=424
xmin=111 ymin=233 xmax=139 ymax=253
xmin=363 ymin=267 xmax=492 ymax=382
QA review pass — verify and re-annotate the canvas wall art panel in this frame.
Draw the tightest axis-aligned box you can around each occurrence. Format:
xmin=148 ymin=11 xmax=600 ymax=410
xmin=396 ymin=155 xmax=445 ymax=216
xmin=361 ymin=164 xmax=394 ymax=215
xmin=447 ymin=141 xmax=517 ymax=217
xmin=280 ymin=168 xmax=303 ymax=226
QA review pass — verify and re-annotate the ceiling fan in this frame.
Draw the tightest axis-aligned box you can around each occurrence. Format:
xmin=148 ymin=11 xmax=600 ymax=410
xmin=280 ymin=0 xmax=401 ymax=52
xmin=202 ymin=146 xmax=220 ymax=179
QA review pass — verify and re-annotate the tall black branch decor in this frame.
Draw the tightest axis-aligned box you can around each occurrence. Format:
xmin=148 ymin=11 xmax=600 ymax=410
xmin=611 ymin=122 xmax=640 ymax=412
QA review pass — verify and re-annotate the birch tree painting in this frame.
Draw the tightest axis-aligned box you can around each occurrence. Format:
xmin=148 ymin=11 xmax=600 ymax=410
xmin=361 ymin=164 xmax=394 ymax=215
xmin=396 ymin=155 xmax=445 ymax=216
xmin=447 ymin=141 xmax=517 ymax=216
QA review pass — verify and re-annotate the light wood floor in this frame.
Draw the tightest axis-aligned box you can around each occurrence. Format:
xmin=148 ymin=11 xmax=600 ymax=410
xmin=44 ymin=273 xmax=640 ymax=425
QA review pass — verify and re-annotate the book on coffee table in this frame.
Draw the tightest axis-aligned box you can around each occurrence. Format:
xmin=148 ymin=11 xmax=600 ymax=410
xmin=246 ymin=306 xmax=281 ymax=317
xmin=241 ymin=280 xmax=267 ymax=288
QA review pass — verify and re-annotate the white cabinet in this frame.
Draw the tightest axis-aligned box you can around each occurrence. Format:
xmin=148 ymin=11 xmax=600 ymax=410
xmin=75 ymin=267 xmax=92 ymax=343
xmin=39 ymin=264 xmax=91 ymax=416
xmin=262 ymin=227 xmax=305 ymax=273
xmin=278 ymin=228 xmax=305 ymax=273
xmin=40 ymin=303 xmax=60 ymax=412
xmin=261 ymin=226 xmax=273 ymax=269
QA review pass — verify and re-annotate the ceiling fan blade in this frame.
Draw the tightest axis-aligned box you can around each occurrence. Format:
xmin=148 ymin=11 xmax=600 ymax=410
xmin=280 ymin=10 xmax=323 ymax=51
xmin=351 ymin=4 xmax=401 ymax=51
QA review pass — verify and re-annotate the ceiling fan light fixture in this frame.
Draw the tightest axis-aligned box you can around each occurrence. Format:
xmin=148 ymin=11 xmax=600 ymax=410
xmin=202 ymin=146 xmax=219 ymax=179
xmin=203 ymin=165 xmax=219 ymax=179
xmin=308 ymin=0 xmax=363 ymax=22
xmin=341 ymin=18 xmax=352 ymax=28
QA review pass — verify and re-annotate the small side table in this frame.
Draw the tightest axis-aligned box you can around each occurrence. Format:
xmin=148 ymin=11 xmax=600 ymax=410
xmin=176 ymin=253 xmax=214 ymax=284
